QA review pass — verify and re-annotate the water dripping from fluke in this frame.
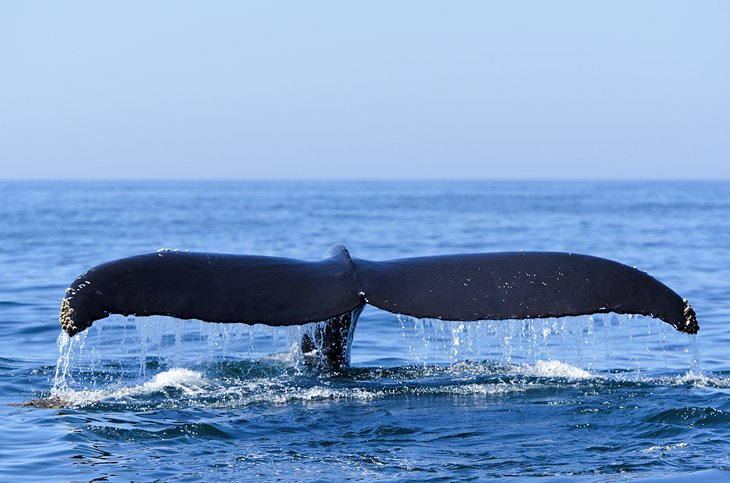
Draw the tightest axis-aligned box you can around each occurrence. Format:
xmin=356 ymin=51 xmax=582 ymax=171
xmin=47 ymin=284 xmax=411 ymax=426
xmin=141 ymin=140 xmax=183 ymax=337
xmin=33 ymin=309 xmax=706 ymax=410
xmin=42 ymin=245 xmax=707 ymax=407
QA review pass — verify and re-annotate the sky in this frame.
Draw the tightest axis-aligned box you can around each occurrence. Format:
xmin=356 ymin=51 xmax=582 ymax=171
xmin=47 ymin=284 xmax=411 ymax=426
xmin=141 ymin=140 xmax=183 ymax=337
xmin=1 ymin=1 xmax=728 ymax=180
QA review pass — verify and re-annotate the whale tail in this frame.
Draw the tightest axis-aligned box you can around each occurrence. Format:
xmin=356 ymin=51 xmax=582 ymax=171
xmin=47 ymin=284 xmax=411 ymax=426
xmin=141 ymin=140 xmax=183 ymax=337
xmin=59 ymin=245 xmax=698 ymax=368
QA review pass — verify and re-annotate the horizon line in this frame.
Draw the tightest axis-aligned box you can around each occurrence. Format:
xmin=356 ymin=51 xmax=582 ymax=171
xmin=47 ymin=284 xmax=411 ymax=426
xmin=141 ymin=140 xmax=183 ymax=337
xmin=1 ymin=177 xmax=729 ymax=183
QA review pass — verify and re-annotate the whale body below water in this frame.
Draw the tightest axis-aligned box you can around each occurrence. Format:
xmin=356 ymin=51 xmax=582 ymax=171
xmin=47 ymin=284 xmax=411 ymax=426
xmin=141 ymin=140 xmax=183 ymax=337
xmin=59 ymin=245 xmax=698 ymax=368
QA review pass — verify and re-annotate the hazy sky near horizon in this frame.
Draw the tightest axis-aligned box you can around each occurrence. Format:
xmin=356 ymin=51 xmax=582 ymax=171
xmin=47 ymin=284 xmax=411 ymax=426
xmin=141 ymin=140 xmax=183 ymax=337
xmin=1 ymin=1 xmax=728 ymax=180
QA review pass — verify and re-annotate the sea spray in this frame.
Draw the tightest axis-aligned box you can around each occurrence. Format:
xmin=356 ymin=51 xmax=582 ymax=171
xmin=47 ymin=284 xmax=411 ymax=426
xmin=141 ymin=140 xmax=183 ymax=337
xmin=396 ymin=313 xmax=698 ymax=375
xmin=52 ymin=329 xmax=89 ymax=395
xmin=50 ymin=315 xmax=350 ymax=394
xmin=51 ymin=331 xmax=71 ymax=394
xmin=49 ymin=311 xmax=701 ymax=405
xmin=688 ymin=334 xmax=702 ymax=374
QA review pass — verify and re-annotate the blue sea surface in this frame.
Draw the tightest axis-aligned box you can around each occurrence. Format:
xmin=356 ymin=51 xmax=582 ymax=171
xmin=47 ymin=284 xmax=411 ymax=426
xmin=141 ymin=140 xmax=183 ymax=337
xmin=1 ymin=181 xmax=729 ymax=481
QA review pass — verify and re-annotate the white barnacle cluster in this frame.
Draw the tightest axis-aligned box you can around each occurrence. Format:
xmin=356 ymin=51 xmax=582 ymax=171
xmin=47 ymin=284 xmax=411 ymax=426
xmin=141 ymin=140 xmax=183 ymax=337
xmin=64 ymin=278 xmax=91 ymax=298
xmin=682 ymin=299 xmax=699 ymax=334
xmin=59 ymin=278 xmax=96 ymax=333
xmin=59 ymin=297 xmax=77 ymax=333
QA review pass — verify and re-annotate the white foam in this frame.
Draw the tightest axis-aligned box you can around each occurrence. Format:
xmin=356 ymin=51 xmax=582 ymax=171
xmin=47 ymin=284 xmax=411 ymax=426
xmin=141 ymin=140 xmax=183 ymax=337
xmin=640 ymin=442 xmax=688 ymax=453
xmin=52 ymin=368 xmax=210 ymax=407
xmin=440 ymin=383 xmax=525 ymax=396
xmin=654 ymin=371 xmax=730 ymax=388
xmin=273 ymin=386 xmax=380 ymax=403
xmin=144 ymin=368 xmax=208 ymax=394
xmin=219 ymin=381 xmax=523 ymax=406
xmin=517 ymin=360 xmax=592 ymax=379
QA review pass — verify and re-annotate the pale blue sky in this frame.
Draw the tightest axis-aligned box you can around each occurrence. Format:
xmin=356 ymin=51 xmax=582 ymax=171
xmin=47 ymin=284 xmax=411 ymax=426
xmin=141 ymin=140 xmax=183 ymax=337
xmin=1 ymin=1 xmax=728 ymax=179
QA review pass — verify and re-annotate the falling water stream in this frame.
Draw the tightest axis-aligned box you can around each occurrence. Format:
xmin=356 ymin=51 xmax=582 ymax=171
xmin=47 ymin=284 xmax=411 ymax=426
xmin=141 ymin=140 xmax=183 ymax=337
xmin=48 ymin=312 xmax=704 ymax=411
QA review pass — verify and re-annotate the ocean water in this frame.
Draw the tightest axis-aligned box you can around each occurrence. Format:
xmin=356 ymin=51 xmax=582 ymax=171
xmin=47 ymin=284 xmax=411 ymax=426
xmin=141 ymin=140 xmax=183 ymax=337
xmin=1 ymin=180 xmax=729 ymax=482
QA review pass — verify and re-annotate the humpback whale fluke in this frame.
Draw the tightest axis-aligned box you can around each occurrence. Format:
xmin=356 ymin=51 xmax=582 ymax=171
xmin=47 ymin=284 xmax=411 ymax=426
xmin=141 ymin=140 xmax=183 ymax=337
xmin=59 ymin=245 xmax=698 ymax=368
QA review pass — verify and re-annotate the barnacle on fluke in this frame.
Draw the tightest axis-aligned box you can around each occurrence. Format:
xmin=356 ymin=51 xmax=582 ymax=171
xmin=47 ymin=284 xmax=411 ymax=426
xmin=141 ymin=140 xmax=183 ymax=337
xmin=682 ymin=300 xmax=699 ymax=334
xmin=59 ymin=298 xmax=77 ymax=335
xmin=59 ymin=245 xmax=699 ymax=368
